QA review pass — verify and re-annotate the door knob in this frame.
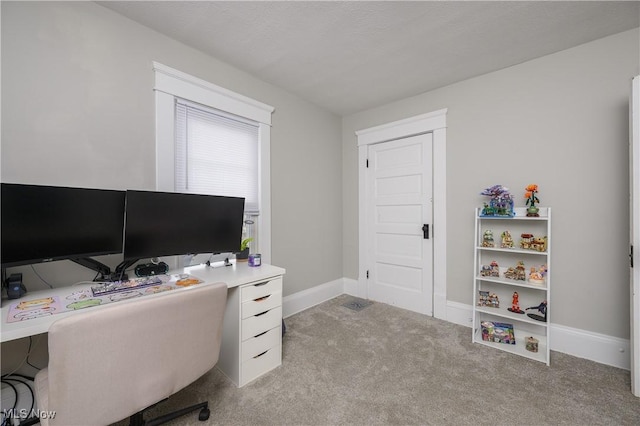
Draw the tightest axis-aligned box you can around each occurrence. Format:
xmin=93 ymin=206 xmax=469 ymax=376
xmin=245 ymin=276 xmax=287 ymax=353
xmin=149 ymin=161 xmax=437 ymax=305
xmin=422 ymin=224 xmax=429 ymax=239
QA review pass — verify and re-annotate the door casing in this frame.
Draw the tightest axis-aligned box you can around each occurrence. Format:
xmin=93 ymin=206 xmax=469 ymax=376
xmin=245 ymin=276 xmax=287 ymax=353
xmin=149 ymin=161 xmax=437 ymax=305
xmin=356 ymin=109 xmax=447 ymax=319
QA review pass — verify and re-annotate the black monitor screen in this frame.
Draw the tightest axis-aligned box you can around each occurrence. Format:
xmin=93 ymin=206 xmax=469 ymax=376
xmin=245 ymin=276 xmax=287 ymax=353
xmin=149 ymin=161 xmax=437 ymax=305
xmin=123 ymin=190 xmax=245 ymax=260
xmin=1 ymin=183 xmax=126 ymax=268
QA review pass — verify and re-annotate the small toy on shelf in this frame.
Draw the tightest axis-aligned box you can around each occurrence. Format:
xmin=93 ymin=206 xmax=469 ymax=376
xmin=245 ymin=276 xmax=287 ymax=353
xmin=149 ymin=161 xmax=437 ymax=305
xmin=525 ymin=336 xmax=539 ymax=353
xmin=480 ymin=261 xmax=500 ymax=277
xmin=520 ymin=234 xmax=547 ymax=252
xmin=480 ymin=265 xmax=492 ymax=276
xmin=504 ymin=261 xmax=526 ymax=281
xmin=480 ymin=184 xmax=514 ymax=217
xmin=520 ymin=233 xmax=534 ymax=249
xmin=528 ymin=264 xmax=547 ymax=285
xmin=525 ymin=184 xmax=540 ymax=217
xmin=530 ymin=236 xmax=547 ymax=252
xmin=482 ymin=230 xmax=495 ymax=247
xmin=526 ymin=300 xmax=548 ymax=322
xmin=490 ymin=260 xmax=500 ymax=277
xmin=500 ymin=230 xmax=514 ymax=248
xmin=481 ymin=202 xmax=495 ymax=216
xmin=477 ymin=290 xmax=499 ymax=308
xmin=507 ymin=291 xmax=525 ymax=314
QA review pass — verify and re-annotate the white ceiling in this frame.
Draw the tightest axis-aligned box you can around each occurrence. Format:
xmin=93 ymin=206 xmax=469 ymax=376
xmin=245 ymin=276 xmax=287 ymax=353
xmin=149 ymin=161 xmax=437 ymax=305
xmin=97 ymin=1 xmax=640 ymax=116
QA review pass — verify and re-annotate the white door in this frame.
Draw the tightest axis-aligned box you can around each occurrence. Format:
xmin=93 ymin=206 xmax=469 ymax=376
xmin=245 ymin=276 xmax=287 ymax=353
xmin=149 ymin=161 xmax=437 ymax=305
xmin=630 ymin=76 xmax=640 ymax=397
xmin=366 ymin=133 xmax=433 ymax=315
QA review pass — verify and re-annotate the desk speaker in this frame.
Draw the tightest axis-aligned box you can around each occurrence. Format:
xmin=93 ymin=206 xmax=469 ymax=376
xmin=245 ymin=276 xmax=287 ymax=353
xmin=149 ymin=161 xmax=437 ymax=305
xmin=135 ymin=262 xmax=168 ymax=277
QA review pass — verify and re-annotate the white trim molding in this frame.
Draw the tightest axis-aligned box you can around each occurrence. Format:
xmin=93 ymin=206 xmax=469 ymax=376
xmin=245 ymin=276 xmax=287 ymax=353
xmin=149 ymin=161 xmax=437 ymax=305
xmin=283 ymin=279 xmax=345 ymax=318
xmin=153 ymin=62 xmax=274 ymax=125
xmin=356 ymin=109 xmax=448 ymax=320
xmin=153 ymin=62 xmax=274 ymax=264
xmin=445 ymin=301 xmax=631 ymax=370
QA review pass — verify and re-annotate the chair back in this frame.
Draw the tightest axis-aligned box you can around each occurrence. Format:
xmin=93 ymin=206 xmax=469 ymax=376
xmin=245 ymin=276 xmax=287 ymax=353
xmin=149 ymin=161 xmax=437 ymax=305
xmin=35 ymin=282 xmax=227 ymax=426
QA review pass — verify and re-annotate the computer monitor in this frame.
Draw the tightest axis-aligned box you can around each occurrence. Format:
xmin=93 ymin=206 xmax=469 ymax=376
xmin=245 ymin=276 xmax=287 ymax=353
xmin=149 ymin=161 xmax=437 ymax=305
xmin=1 ymin=183 xmax=126 ymax=268
xmin=123 ymin=190 xmax=245 ymax=260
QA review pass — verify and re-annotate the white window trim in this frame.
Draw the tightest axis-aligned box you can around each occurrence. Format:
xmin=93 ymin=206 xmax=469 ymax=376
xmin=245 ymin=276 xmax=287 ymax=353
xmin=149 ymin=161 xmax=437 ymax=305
xmin=153 ymin=62 xmax=274 ymax=264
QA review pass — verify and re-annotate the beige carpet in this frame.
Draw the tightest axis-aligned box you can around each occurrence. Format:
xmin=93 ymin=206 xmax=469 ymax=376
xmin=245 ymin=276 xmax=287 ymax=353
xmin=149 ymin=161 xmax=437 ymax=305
xmin=116 ymin=294 xmax=640 ymax=425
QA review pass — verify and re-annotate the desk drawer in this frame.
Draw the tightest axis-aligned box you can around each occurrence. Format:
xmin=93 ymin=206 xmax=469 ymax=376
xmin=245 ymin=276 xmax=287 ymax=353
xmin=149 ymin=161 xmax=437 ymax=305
xmin=241 ymin=278 xmax=282 ymax=302
xmin=242 ymin=306 xmax=282 ymax=340
xmin=241 ymin=326 xmax=281 ymax=362
xmin=241 ymin=343 xmax=282 ymax=385
xmin=242 ymin=291 xmax=282 ymax=319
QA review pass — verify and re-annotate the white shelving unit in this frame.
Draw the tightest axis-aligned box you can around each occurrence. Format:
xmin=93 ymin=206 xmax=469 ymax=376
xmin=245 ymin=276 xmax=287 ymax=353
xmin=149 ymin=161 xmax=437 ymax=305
xmin=472 ymin=207 xmax=551 ymax=365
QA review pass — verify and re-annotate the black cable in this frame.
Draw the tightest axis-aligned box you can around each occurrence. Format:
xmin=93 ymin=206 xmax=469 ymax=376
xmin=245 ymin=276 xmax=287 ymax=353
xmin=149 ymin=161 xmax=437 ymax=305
xmin=1 ymin=379 xmax=19 ymax=425
xmin=25 ymin=337 xmax=42 ymax=372
xmin=2 ymin=373 xmax=35 ymax=382
xmin=2 ymin=376 xmax=34 ymax=419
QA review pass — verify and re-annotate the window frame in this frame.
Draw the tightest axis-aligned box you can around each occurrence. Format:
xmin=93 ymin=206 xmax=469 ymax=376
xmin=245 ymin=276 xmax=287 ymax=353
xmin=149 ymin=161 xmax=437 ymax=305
xmin=153 ymin=62 xmax=274 ymax=264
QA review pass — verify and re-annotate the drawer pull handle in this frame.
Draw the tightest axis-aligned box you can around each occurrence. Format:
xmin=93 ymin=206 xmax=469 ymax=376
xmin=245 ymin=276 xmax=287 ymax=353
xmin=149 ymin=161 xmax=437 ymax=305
xmin=254 ymin=330 xmax=268 ymax=338
xmin=254 ymin=295 xmax=271 ymax=302
xmin=254 ymin=310 xmax=269 ymax=317
xmin=254 ymin=281 xmax=269 ymax=287
xmin=253 ymin=350 xmax=269 ymax=359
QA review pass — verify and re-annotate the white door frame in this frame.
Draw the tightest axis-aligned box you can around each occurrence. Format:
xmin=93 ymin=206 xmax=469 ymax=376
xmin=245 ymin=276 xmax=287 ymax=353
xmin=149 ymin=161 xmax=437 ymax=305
xmin=630 ymin=76 xmax=640 ymax=397
xmin=356 ymin=109 xmax=447 ymax=319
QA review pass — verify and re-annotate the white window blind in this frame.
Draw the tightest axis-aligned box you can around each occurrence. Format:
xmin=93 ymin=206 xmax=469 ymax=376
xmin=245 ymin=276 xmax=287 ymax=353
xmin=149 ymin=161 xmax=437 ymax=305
xmin=175 ymin=99 xmax=260 ymax=213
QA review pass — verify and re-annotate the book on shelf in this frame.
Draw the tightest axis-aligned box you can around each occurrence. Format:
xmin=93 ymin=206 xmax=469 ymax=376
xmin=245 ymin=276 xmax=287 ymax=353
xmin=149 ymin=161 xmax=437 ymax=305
xmin=480 ymin=321 xmax=515 ymax=345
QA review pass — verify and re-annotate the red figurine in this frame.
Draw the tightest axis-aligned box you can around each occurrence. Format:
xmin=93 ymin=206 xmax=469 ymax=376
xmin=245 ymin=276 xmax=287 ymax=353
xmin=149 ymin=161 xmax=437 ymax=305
xmin=507 ymin=291 xmax=525 ymax=314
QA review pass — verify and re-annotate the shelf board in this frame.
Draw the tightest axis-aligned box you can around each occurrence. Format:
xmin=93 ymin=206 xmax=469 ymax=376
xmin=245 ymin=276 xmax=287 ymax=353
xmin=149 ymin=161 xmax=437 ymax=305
xmin=476 ymin=246 xmax=548 ymax=256
xmin=478 ymin=215 xmax=548 ymax=221
xmin=475 ymin=306 xmax=549 ymax=327
xmin=473 ymin=328 xmax=548 ymax=364
xmin=475 ymin=275 xmax=547 ymax=291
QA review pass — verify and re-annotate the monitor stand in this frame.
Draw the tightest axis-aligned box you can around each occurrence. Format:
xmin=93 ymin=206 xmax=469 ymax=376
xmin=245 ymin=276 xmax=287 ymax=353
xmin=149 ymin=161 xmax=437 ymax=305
xmin=206 ymin=258 xmax=233 ymax=268
xmin=71 ymin=257 xmax=113 ymax=281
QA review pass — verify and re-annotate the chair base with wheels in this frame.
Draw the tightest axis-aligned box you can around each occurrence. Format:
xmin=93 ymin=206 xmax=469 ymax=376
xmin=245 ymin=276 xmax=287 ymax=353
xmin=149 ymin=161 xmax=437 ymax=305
xmin=129 ymin=400 xmax=210 ymax=426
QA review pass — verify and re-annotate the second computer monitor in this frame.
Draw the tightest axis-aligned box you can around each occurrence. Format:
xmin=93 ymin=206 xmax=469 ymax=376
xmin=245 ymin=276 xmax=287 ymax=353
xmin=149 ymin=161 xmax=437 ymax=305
xmin=123 ymin=190 xmax=245 ymax=260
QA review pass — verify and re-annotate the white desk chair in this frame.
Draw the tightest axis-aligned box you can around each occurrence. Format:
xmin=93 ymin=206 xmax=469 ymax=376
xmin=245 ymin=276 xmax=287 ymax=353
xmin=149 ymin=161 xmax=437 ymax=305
xmin=34 ymin=282 xmax=227 ymax=426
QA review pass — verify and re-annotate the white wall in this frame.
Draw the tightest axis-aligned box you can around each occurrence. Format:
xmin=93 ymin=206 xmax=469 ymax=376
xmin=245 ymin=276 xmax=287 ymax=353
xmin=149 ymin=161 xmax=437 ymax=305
xmin=0 ymin=1 xmax=343 ymax=297
xmin=343 ymin=28 xmax=640 ymax=339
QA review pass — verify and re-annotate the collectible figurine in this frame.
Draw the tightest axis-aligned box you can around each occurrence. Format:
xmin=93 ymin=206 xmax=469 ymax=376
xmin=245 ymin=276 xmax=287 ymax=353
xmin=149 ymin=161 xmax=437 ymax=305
xmin=520 ymin=233 xmax=534 ymax=249
xmin=504 ymin=261 xmax=526 ymax=281
xmin=481 ymin=202 xmax=495 ymax=216
xmin=528 ymin=265 xmax=547 ymax=285
xmin=482 ymin=230 xmax=495 ymax=248
xmin=477 ymin=291 xmax=499 ymax=308
xmin=531 ymin=236 xmax=548 ymax=252
xmin=490 ymin=293 xmax=499 ymax=308
xmin=507 ymin=291 xmax=525 ymax=314
xmin=480 ymin=265 xmax=492 ymax=276
xmin=501 ymin=230 xmax=514 ymax=248
xmin=526 ymin=300 xmax=548 ymax=322
xmin=504 ymin=266 xmax=517 ymax=280
xmin=515 ymin=261 xmax=526 ymax=280
xmin=490 ymin=260 xmax=500 ymax=277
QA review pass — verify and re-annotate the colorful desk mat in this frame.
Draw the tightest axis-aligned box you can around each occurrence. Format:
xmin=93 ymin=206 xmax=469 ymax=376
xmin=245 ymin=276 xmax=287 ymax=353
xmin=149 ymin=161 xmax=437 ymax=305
xmin=6 ymin=274 xmax=202 ymax=323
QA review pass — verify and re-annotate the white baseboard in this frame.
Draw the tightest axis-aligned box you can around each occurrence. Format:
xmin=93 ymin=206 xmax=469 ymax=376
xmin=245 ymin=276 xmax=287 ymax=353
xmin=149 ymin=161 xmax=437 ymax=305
xmin=446 ymin=301 xmax=474 ymax=327
xmin=445 ymin=301 xmax=631 ymax=370
xmin=343 ymin=278 xmax=359 ymax=296
xmin=282 ymin=282 xmax=631 ymax=370
xmin=550 ymin=323 xmax=630 ymax=370
xmin=282 ymin=278 xmax=345 ymax=318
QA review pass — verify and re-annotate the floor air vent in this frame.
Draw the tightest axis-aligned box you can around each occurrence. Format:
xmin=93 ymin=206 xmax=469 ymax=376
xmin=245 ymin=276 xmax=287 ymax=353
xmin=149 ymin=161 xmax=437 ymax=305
xmin=342 ymin=298 xmax=373 ymax=312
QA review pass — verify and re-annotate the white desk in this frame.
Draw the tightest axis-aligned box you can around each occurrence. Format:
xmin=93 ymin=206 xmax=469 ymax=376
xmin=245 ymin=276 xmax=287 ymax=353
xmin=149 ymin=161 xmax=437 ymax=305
xmin=1 ymin=262 xmax=286 ymax=387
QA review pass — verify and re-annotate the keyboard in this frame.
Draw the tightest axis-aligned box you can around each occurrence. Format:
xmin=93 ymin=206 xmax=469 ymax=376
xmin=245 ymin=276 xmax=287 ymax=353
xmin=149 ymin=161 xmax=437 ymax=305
xmin=91 ymin=276 xmax=163 ymax=297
